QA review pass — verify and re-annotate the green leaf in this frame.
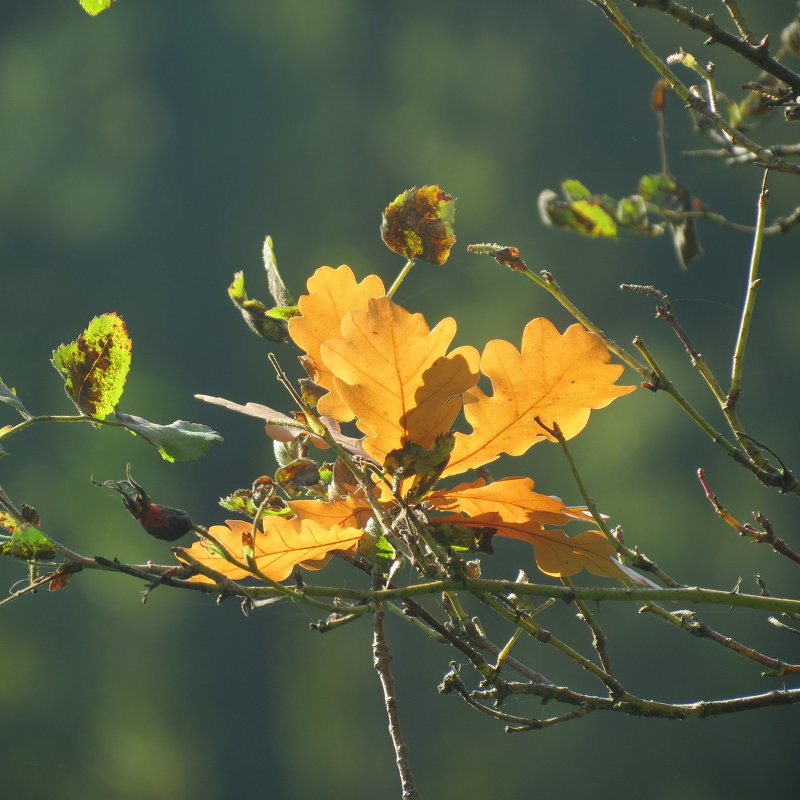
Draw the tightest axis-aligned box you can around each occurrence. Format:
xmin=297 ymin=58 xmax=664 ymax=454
xmin=539 ymin=189 xmax=619 ymax=238
xmin=263 ymin=236 xmax=295 ymax=307
xmin=637 ymin=174 xmax=677 ymax=204
xmin=380 ymin=185 xmax=456 ymax=265
xmin=571 ymin=200 xmax=618 ymax=237
xmin=358 ymin=532 xmax=395 ymax=568
xmin=0 ymin=525 xmax=57 ymax=561
xmin=115 ymin=411 xmax=222 ymax=462
xmin=228 ymin=271 xmax=298 ymax=342
xmin=0 ymin=377 xmax=30 ymax=418
xmin=78 ymin=0 xmax=120 ymax=15
xmin=561 ymin=179 xmax=592 ymax=201
xmin=52 ymin=313 xmax=131 ymax=418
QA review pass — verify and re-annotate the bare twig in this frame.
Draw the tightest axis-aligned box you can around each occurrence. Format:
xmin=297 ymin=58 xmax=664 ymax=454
xmin=625 ymin=0 xmax=800 ymax=95
xmin=373 ymin=601 xmax=419 ymax=800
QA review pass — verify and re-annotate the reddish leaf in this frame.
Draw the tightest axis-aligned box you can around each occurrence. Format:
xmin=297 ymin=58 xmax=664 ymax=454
xmin=380 ymin=185 xmax=456 ymax=265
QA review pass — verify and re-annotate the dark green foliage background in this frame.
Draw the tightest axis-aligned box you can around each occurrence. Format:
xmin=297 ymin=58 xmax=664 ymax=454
xmin=1 ymin=2 xmax=798 ymax=798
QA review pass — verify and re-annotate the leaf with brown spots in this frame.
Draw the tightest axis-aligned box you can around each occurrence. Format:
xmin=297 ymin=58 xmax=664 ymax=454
xmin=51 ymin=313 xmax=131 ymax=418
xmin=381 ymin=185 xmax=456 ymax=265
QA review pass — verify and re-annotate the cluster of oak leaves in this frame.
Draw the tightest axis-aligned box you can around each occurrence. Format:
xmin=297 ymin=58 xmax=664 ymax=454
xmin=179 ymin=264 xmax=642 ymax=586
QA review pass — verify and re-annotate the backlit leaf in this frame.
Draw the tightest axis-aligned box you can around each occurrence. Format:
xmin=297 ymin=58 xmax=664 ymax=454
xmin=0 ymin=510 xmax=21 ymax=533
xmin=430 ymin=513 xmax=626 ymax=580
xmin=228 ymin=271 xmax=297 ymax=342
xmin=177 ymin=515 xmax=365 ymax=583
xmin=114 ymin=411 xmax=222 ymax=462
xmin=288 ymin=265 xmax=385 ymax=421
xmin=262 ymin=235 xmax=295 ymax=307
xmin=444 ymin=318 xmax=636 ymax=477
xmin=0 ymin=377 xmax=30 ymax=418
xmin=320 ymin=296 xmax=479 ymax=465
xmin=52 ymin=313 xmax=131 ymax=418
xmin=380 ymin=185 xmax=456 ymax=265
xmin=78 ymin=0 xmax=120 ymax=15
xmin=427 ymin=476 xmax=590 ymax=527
xmin=0 ymin=525 xmax=57 ymax=562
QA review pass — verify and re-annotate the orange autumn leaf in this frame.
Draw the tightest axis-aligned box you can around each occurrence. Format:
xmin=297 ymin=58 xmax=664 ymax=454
xmin=287 ymin=495 xmax=373 ymax=531
xmin=320 ymin=296 xmax=479 ymax=465
xmin=443 ymin=318 xmax=636 ymax=477
xmin=430 ymin=513 xmax=626 ymax=580
xmin=177 ymin=515 xmax=365 ymax=584
xmin=426 ymin=476 xmax=591 ymax=527
xmin=287 ymin=265 xmax=386 ymax=421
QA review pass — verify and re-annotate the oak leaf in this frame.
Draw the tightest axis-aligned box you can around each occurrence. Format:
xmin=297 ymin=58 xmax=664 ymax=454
xmin=429 ymin=513 xmax=627 ymax=580
xmin=287 ymin=265 xmax=385 ymax=421
xmin=320 ymin=296 xmax=479 ymax=465
xmin=426 ymin=476 xmax=590 ymax=527
xmin=444 ymin=318 xmax=636 ymax=477
xmin=177 ymin=511 xmax=365 ymax=584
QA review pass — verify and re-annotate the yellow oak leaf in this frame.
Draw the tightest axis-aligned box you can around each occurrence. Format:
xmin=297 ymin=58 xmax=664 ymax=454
xmin=443 ymin=318 xmax=636 ymax=477
xmin=287 ymin=265 xmax=386 ymax=421
xmin=430 ymin=513 xmax=626 ymax=580
xmin=426 ymin=476 xmax=590 ymax=527
xmin=176 ymin=514 xmax=365 ymax=584
xmin=287 ymin=495 xmax=373 ymax=531
xmin=320 ymin=296 xmax=480 ymax=465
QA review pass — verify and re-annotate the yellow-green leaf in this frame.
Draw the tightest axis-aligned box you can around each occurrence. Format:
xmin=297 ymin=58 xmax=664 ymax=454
xmin=52 ymin=313 xmax=131 ymax=418
xmin=78 ymin=0 xmax=120 ymax=16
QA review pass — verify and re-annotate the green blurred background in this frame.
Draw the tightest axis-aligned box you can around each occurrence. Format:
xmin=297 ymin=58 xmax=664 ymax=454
xmin=1 ymin=1 xmax=799 ymax=798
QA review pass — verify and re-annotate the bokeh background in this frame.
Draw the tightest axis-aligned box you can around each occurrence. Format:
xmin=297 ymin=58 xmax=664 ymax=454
xmin=2 ymin=1 xmax=799 ymax=798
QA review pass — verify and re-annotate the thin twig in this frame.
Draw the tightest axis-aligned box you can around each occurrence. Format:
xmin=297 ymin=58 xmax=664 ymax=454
xmin=562 ymin=576 xmax=615 ymax=676
xmin=587 ymin=0 xmax=800 ymax=175
xmin=624 ymin=0 xmax=800 ymax=96
xmin=721 ymin=0 xmax=753 ymax=43
xmin=698 ymin=468 xmax=800 ymax=568
xmin=373 ymin=601 xmax=419 ymax=800
xmin=728 ymin=170 xmax=769 ymax=408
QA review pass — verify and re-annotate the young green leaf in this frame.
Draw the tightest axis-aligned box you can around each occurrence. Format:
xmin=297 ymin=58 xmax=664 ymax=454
xmin=263 ymin=235 xmax=294 ymax=307
xmin=114 ymin=411 xmax=222 ymax=462
xmin=561 ymin=179 xmax=593 ymax=201
xmin=78 ymin=0 xmax=120 ymax=15
xmin=51 ymin=313 xmax=132 ymax=418
xmin=228 ymin=271 xmax=298 ymax=342
xmin=0 ymin=377 xmax=30 ymax=418
xmin=380 ymin=185 xmax=456 ymax=265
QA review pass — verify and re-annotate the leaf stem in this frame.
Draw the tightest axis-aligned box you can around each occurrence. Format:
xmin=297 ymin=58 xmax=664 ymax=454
xmin=522 ymin=268 xmax=649 ymax=377
xmin=0 ymin=413 xmax=128 ymax=443
xmin=386 ymin=258 xmax=416 ymax=298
